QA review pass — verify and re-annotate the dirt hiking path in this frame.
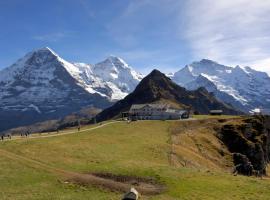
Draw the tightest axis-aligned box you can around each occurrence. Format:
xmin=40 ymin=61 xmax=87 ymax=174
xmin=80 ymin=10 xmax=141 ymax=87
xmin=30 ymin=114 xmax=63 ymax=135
xmin=1 ymin=121 xmax=120 ymax=142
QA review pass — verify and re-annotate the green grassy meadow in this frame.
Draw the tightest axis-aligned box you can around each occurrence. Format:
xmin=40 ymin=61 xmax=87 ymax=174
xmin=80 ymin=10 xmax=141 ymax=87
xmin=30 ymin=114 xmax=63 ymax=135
xmin=0 ymin=120 xmax=270 ymax=200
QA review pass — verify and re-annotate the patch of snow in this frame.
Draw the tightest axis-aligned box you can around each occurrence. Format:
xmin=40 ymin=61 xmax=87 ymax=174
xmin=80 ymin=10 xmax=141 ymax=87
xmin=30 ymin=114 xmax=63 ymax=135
xmin=29 ymin=104 xmax=41 ymax=114
xmin=47 ymin=110 xmax=56 ymax=113
xmin=238 ymin=65 xmax=251 ymax=74
xmin=188 ymin=65 xmax=193 ymax=73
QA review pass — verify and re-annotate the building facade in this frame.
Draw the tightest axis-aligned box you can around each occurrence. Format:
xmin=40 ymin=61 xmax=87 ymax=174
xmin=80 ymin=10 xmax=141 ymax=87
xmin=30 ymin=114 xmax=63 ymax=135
xmin=209 ymin=110 xmax=223 ymax=115
xmin=128 ymin=104 xmax=189 ymax=120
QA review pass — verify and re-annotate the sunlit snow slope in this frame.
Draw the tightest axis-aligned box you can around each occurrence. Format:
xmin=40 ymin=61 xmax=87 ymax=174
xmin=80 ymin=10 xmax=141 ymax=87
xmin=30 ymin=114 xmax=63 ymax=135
xmin=172 ymin=59 xmax=270 ymax=112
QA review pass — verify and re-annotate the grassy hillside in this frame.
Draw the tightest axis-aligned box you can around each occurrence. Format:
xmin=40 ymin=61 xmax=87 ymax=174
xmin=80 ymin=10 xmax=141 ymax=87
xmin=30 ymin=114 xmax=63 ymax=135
xmin=0 ymin=120 xmax=270 ymax=199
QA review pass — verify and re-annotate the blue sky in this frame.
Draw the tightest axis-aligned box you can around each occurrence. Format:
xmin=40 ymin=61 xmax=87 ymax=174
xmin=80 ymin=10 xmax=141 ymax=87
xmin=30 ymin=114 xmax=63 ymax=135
xmin=1 ymin=0 xmax=270 ymax=75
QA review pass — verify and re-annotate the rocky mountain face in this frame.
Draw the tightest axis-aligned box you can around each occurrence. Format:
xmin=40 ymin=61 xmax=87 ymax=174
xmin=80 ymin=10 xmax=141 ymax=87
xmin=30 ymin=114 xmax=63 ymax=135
xmin=171 ymin=59 xmax=270 ymax=113
xmin=217 ymin=115 xmax=270 ymax=175
xmin=0 ymin=47 xmax=142 ymax=132
xmin=72 ymin=56 xmax=143 ymax=100
xmin=97 ymin=69 xmax=241 ymax=121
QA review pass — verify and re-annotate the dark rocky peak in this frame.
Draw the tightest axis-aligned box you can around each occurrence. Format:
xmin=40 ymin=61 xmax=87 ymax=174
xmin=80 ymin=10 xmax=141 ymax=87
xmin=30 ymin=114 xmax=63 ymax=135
xmin=25 ymin=47 xmax=59 ymax=66
xmin=199 ymin=59 xmax=218 ymax=65
xmin=96 ymin=69 xmax=241 ymax=121
xmin=196 ymin=87 xmax=209 ymax=94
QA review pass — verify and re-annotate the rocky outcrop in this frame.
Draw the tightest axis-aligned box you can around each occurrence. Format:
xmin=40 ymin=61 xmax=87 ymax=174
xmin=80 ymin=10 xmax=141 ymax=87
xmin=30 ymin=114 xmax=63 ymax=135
xmin=232 ymin=153 xmax=254 ymax=176
xmin=218 ymin=115 xmax=270 ymax=175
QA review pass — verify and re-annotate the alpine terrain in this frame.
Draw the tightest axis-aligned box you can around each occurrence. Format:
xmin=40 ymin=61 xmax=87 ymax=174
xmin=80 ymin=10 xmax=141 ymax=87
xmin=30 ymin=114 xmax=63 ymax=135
xmin=97 ymin=69 xmax=241 ymax=121
xmin=171 ymin=59 xmax=270 ymax=113
xmin=0 ymin=47 xmax=142 ymax=132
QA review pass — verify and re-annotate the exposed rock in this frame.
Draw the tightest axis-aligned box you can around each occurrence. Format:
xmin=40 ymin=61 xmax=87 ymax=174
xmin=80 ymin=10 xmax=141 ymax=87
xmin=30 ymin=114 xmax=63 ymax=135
xmin=232 ymin=153 xmax=253 ymax=176
xmin=218 ymin=115 xmax=270 ymax=175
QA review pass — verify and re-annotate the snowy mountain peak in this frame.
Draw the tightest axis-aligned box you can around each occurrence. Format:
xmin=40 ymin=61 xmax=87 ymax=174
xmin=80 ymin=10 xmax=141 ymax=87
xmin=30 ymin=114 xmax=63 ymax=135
xmin=28 ymin=47 xmax=59 ymax=59
xmin=35 ymin=46 xmax=56 ymax=54
xmin=95 ymin=56 xmax=131 ymax=72
xmin=0 ymin=47 xmax=114 ymax=132
xmin=94 ymin=56 xmax=143 ymax=80
xmin=107 ymin=55 xmax=129 ymax=67
xmin=91 ymin=56 xmax=143 ymax=99
xmin=0 ymin=47 xmax=63 ymax=84
xmin=187 ymin=65 xmax=194 ymax=73
xmin=26 ymin=47 xmax=60 ymax=65
xmin=172 ymin=59 xmax=270 ymax=112
xmin=0 ymin=47 xmax=144 ymax=102
xmin=0 ymin=47 xmax=146 ymax=132
xmin=198 ymin=59 xmax=218 ymax=65
xmin=233 ymin=65 xmax=250 ymax=74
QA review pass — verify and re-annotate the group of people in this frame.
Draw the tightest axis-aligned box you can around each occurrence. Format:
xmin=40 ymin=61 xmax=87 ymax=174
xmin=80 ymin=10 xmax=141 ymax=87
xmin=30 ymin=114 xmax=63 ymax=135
xmin=0 ymin=130 xmax=32 ymax=141
xmin=0 ymin=134 xmax=12 ymax=141
xmin=20 ymin=130 xmax=31 ymax=137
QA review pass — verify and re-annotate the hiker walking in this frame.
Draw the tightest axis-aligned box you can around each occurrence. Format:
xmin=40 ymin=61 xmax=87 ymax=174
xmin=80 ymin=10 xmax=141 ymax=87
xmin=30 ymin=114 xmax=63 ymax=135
xmin=1 ymin=135 xmax=4 ymax=141
xmin=77 ymin=119 xmax=81 ymax=132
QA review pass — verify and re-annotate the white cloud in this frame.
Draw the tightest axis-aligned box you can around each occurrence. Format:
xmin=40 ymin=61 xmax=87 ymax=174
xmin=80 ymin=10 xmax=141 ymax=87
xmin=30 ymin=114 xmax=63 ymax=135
xmin=250 ymin=58 xmax=270 ymax=73
xmin=182 ymin=0 xmax=270 ymax=74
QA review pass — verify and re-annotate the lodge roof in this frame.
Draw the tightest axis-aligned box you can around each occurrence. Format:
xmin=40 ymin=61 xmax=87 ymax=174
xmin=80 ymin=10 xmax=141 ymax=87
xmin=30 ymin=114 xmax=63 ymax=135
xmin=210 ymin=110 xmax=223 ymax=113
xmin=130 ymin=104 xmax=168 ymax=110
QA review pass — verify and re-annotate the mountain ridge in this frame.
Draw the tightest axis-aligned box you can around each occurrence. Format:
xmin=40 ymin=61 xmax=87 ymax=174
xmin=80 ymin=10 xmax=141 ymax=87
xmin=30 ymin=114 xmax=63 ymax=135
xmin=172 ymin=59 xmax=270 ymax=113
xmin=96 ymin=69 xmax=241 ymax=122
xmin=1 ymin=47 xmax=269 ymax=132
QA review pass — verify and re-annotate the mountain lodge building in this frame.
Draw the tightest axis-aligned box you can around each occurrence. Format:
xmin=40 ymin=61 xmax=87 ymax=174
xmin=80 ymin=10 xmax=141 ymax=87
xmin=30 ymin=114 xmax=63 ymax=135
xmin=209 ymin=110 xmax=223 ymax=115
xmin=125 ymin=104 xmax=189 ymax=120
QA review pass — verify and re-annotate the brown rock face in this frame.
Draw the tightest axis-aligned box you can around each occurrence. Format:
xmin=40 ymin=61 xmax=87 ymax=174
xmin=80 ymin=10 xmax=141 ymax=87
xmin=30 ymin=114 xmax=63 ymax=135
xmin=218 ymin=115 xmax=270 ymax=175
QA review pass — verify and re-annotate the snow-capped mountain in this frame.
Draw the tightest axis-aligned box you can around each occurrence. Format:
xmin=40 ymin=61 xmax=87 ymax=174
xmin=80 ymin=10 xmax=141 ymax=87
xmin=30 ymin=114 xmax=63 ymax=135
xmin=64 ymin=57 xmax=143 ymax=101
xmin=93 ymin=56 xmax=143 ymax=100
xmin=0 ymin=47 xmax=142 ymax=132
xmin=2 ymin=47 xmax=270 ymax=132
xmin=171 ymin=59 xmax=270 ymax=112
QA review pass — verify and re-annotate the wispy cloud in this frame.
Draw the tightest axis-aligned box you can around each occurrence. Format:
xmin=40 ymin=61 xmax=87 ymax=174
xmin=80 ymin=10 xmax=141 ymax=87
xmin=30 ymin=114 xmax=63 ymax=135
xmin=32 ymin=31 xmax=75 ymax=42
xmin=182 ymin=0 xmax=270 ymax=73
